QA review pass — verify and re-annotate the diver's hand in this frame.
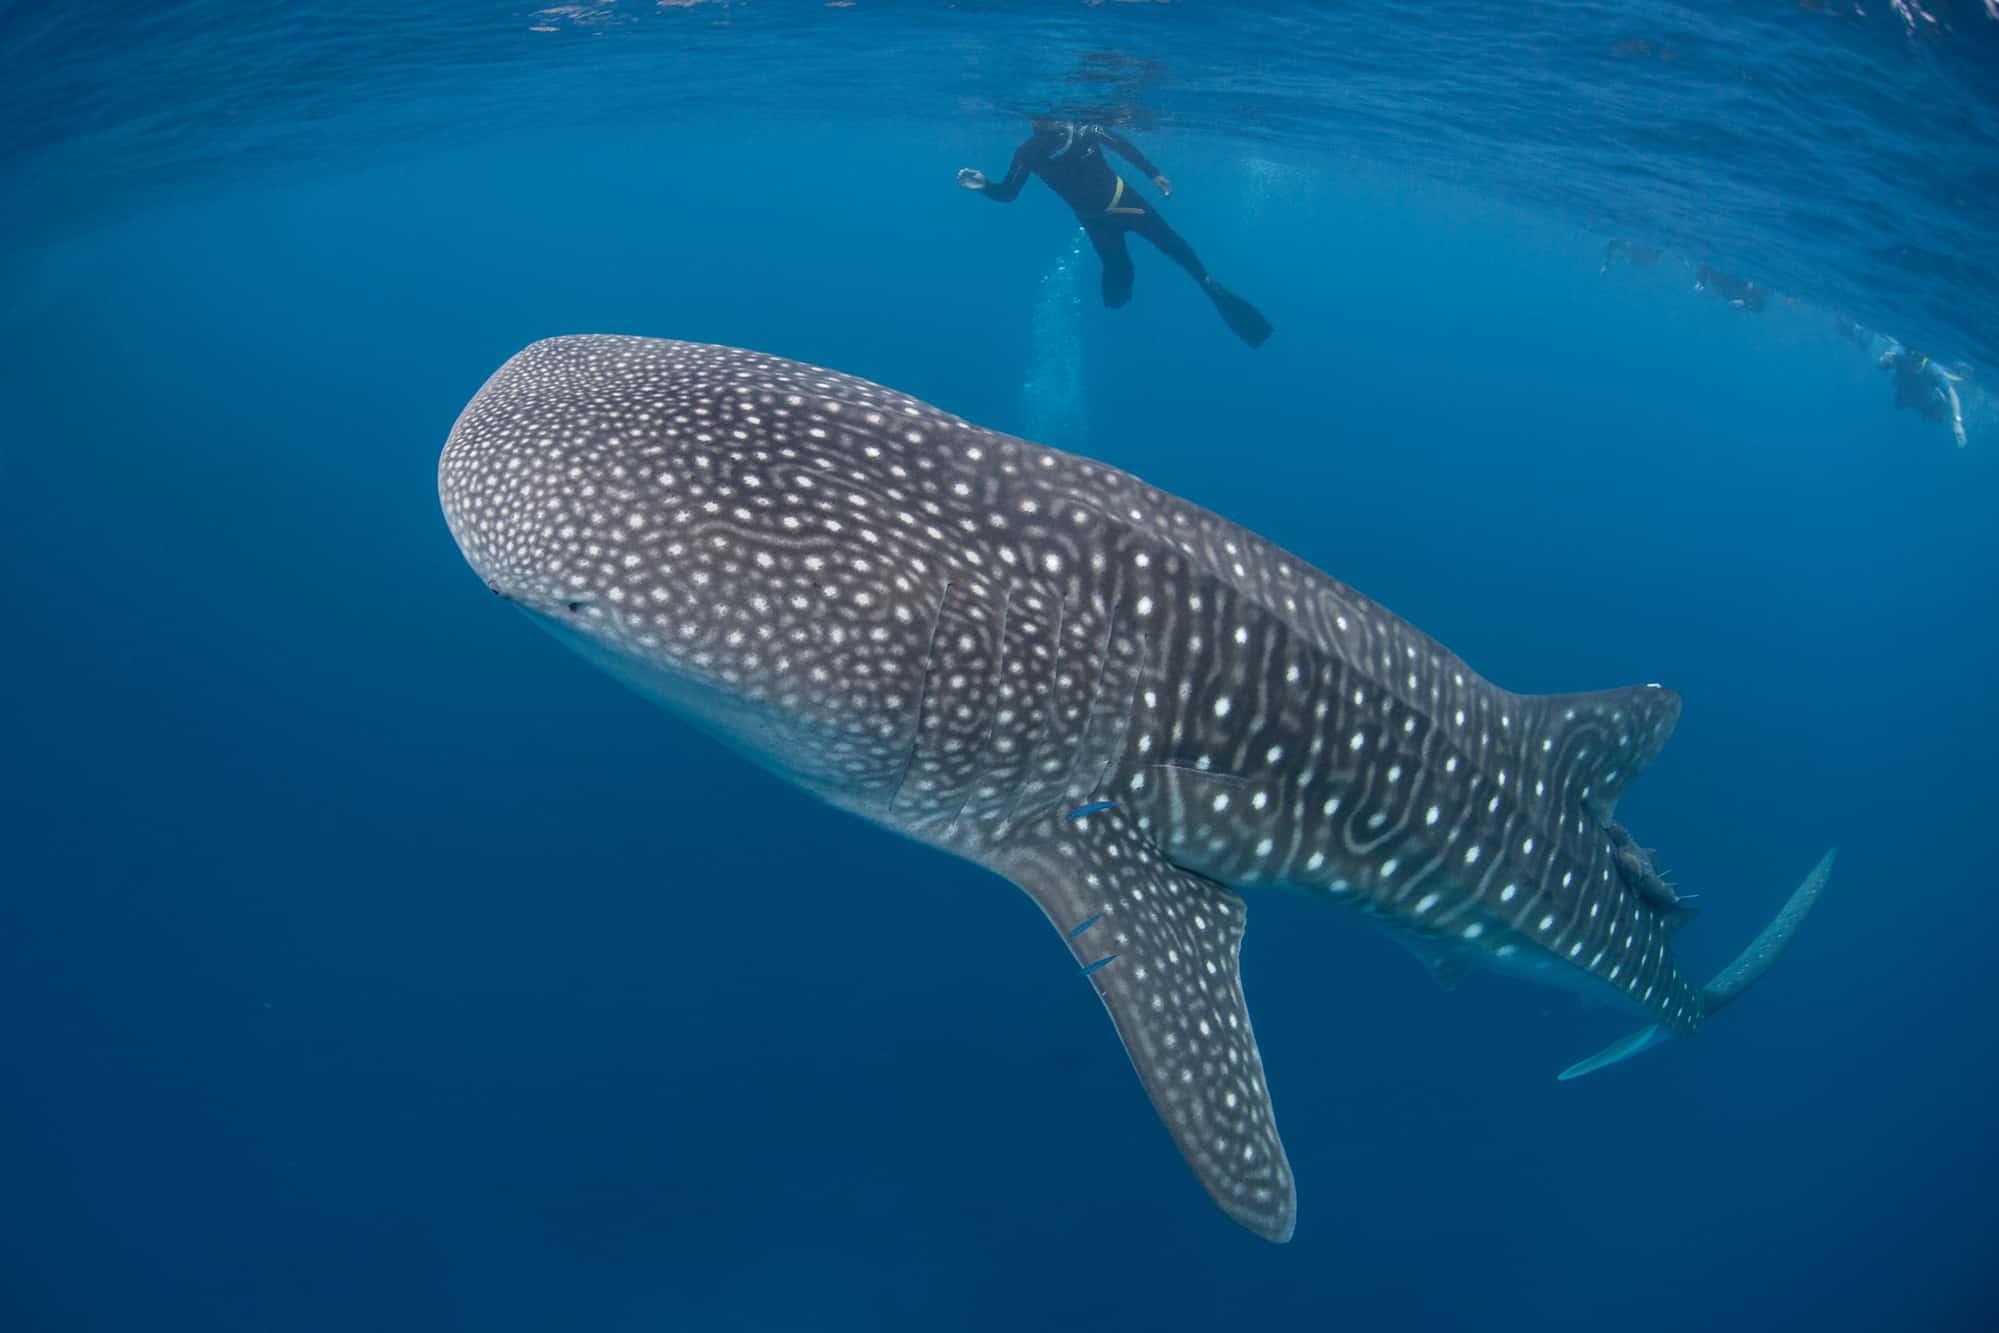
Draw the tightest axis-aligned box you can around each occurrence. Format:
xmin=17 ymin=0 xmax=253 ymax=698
xmin=1152 ymin=174 xmax=1172 ymax=197
xmin=957 ymin=168 xmax=987 ymax=191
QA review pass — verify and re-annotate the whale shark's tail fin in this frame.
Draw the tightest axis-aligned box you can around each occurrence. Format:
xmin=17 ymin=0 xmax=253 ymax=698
xmin=1555 ymin=1024 xmax=1674 ymax=1080
xmin=1695 ymin=847 xmax=1837 ymax=1015
xmin=1557 ymin=847 xmax=1836 ymax=1081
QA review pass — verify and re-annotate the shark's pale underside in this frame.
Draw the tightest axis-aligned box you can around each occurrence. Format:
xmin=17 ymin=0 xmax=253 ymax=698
xmin=438 ymin=335 xmax=1832 ymax=1242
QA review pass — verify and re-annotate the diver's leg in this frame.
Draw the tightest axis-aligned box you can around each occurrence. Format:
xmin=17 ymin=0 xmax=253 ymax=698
xmin=1128 ymin=209 xmax=1209 ymax=283
xmin=1084 ymin=222 xmax=1135 ymax=308
xmin=1130 ymin=209 xmax=1272 ymax=348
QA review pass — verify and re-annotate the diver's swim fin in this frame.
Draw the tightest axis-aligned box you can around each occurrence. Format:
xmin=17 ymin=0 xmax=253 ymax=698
xmin=1206 ymin=281 xmax=1273 ymax=348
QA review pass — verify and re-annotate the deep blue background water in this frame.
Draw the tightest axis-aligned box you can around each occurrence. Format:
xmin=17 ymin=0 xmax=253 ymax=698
xmin=4 ymin=5 xmax=1997 ymax=1331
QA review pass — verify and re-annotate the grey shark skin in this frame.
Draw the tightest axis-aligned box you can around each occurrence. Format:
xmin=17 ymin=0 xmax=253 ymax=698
xmin=438 ymin=335 xmax=1831 ymax=1243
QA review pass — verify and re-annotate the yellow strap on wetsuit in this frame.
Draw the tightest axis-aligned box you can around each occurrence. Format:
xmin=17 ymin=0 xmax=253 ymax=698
xmin=1907 ymin=352 xmax=1964 ymax=384
xmin=1909 ymin=354 xmax=1963 ymax=383
xmin=1106 ymin=177 xmax=1146 ymax=215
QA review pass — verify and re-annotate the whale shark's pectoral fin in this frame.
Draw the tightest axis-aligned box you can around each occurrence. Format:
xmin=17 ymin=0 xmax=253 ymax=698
xmin=996 ymin=809 xmax=1295 ymax=1243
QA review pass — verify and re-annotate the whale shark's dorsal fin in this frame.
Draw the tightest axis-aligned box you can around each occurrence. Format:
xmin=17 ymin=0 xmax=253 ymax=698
xmin=1530 ymin=683 xmax=1683 ymax=817
xmin=996 ymin=808 xmax=1296 ymax=1243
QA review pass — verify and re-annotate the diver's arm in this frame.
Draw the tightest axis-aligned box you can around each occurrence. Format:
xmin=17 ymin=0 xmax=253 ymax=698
xmin=1100 ymin=130 xmax=1170 ymax=194
xmin=961 ymin=145 xmax=1032 ymax=202
xmin=1100 ymin=129 xmax=1161 ymax=177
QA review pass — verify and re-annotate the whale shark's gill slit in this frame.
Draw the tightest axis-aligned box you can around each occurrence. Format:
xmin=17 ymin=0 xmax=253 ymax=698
xmin=999 ymin=589 xmax=1069 ymax=829
xmin=947 ymin=581 xmax=1016 ymax=837
xmin=891 ymin=579 xmax=952 ymax=812
xmin=1066 ymin=801 xmax=1118 ymax=821
xmin=1093 ymin=629 xmax=1149 ymax=796
xmin=1079 ymin=954 xmax=1118 ymax=976
xmin=1066 ymin=913 xmax=1104 ymax=939
xmin=1057 ymin=593 xmax=1124 ymax=800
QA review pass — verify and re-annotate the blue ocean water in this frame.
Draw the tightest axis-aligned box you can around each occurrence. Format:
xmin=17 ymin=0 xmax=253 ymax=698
xmin=3 ymin=3 xmax=1996 ymax=1330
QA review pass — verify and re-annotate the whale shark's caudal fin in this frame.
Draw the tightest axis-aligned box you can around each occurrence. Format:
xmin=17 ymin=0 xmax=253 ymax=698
xmin=1697 ymin=847 xmax=1838 ymax=1014
xmin=1557 ymin=847 xmax=1836 ymax=1081
xmin=1555 ymin=1023 xmax=1674 ymax=1080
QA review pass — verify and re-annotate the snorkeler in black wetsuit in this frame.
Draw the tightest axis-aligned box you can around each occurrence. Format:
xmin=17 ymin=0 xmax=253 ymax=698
xmin=1887 ymin=345 xmax=1969 ymax=448
xmin=958 ymin=120 xmax=1273 ymax=348
xmin=1838 ymin=318 xmax=1970 ymax=448
xmin=1600 ymin=239 xmax=1661 ymax=274
xmin=1692 ymin=265 xmax=1768 ymax=312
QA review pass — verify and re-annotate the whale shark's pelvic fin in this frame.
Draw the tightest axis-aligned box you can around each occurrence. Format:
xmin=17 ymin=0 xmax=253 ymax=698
xmin=997 ymin=806 xmax=1296 ymax=1242
xmin=1395 ymin=933 xmax=1471 ymax=991
xmin=1557 ymin=847 xmax=1836 ymax=1082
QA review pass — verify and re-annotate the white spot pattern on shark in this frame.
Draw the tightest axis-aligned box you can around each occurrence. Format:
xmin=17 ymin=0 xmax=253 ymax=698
xmin=438 ymin=336 xmax=1833 ymax=1243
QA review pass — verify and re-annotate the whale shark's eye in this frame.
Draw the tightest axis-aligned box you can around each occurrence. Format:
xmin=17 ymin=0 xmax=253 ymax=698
xmin=566 ymin=599 xmax=588 ymax=613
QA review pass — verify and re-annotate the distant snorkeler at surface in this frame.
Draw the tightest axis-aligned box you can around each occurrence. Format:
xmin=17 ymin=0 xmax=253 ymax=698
xmin=1692 ymin=265 xmax=1768 ymax=312
xmin=1600 ymin=239 xmax=1662 ymax=273
xmin=957 ymin=118 xmax=1274 ymax=348
xmin=1836 ymin=318 xmax=1970 ymax=448
xmin=1832 ymin=313 xmax=1872 ymax=349
xmin=1885 ymin=345 xmax=1969 ymax=448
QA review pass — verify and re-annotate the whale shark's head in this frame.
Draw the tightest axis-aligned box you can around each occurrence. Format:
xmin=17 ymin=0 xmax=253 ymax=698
xmin=437 ymin=335 xmax=957 ymax=802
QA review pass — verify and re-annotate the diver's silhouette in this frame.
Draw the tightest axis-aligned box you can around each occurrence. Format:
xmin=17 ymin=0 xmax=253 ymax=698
xmin=1835 ymin=317 xmax=1969 ymax=448
xmin=959 ymin=119 xmax=1272 ymax=348
xmin=1692 ymin=265 xmax=1768 ymax=312
xmin=1600 ymin=239 xmax=1662 ymax=273
xmin=1885 ymin=345 xmax=1968 ymax=448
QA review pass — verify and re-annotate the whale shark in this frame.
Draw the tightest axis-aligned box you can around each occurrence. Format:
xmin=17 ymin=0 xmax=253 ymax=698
xmin=437 ymin=334 xmax=1832 ymax=1242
